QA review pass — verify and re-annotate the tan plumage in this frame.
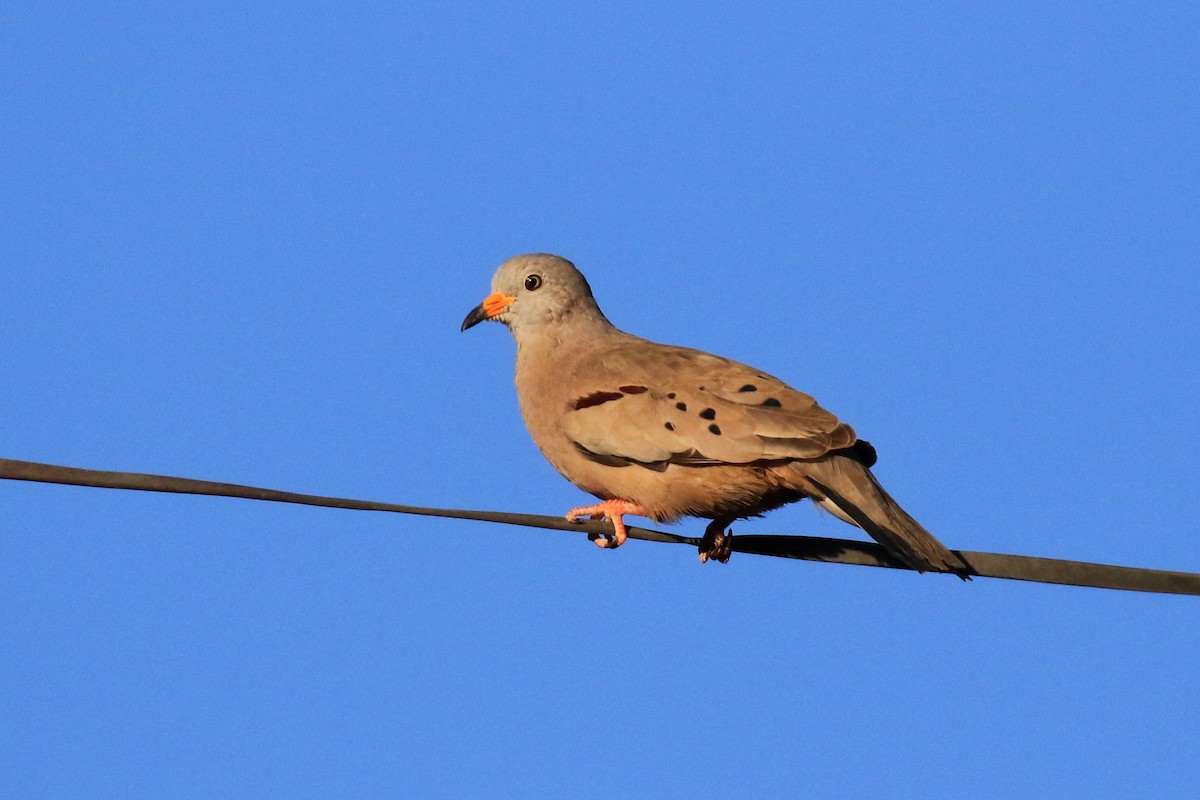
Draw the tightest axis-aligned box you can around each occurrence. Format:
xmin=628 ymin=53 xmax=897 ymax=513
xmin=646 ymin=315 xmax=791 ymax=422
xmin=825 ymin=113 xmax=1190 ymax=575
xmin=462 ymin=253 xmax=968 ymax=576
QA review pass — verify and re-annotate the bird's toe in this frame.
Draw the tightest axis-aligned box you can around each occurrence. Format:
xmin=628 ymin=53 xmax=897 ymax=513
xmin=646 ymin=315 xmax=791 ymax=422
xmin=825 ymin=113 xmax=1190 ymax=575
xmin=698 ymin=522 xmax=733 ymax=564
xmin=588 ymin=530 xmax=616 ymax=548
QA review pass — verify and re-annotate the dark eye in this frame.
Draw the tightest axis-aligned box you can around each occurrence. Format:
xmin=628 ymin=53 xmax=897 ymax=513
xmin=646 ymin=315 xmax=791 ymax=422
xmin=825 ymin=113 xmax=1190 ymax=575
xmin=524 ymin=274 xmax=543 ymax=291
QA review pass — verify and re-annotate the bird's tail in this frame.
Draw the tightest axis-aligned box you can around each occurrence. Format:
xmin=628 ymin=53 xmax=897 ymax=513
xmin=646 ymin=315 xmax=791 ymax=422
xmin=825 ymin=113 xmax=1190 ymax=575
xmin=798 ymin=456 xmax=971 ymax=579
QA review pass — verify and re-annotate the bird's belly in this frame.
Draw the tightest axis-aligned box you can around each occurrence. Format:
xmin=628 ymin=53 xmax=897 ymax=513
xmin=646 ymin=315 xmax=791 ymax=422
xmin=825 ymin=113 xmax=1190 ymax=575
xmin=548 ymin=448 xmax=805 ymax=524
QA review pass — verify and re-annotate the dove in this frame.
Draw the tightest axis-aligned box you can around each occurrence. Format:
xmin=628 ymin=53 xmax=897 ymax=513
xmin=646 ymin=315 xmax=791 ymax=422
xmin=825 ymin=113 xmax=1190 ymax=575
xmin=462 ymin=253 xmax=968 ymax=575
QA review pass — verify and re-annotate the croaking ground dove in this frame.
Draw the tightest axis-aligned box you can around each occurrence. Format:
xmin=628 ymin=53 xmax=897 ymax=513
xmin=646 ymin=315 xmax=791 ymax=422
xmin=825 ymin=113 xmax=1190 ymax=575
xmin=462 ymin=253 xmax=968 ymax=576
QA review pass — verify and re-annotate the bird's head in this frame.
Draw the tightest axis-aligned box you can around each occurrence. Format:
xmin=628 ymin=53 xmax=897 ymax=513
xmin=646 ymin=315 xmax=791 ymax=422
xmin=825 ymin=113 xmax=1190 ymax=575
xmin=461 ymin=253 xmax=605 ymax=336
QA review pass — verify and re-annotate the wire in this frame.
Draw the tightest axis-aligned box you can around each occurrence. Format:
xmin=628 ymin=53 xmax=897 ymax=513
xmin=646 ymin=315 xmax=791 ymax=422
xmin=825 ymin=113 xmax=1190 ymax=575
xmin=3 ymin=458 xmax=1197 ymax=596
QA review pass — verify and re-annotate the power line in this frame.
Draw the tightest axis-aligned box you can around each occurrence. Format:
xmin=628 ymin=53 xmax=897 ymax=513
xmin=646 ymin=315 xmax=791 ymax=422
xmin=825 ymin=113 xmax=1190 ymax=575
xmin=3 ymin=458 xmax=1197 ymax=596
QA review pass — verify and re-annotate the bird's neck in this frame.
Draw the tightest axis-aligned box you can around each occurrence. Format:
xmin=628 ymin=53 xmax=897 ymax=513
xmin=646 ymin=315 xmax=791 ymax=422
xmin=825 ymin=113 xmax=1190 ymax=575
xmin=515 ymin=303 xmax=618 ymax=348
xmin=513 ymin=312 xmax=630 ymax=397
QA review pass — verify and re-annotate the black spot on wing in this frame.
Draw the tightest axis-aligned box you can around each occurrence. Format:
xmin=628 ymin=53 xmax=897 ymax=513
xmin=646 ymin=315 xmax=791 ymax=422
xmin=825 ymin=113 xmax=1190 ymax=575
xmin=831 ymin=439 xmax=878 ymax=467
xmin=619 ymin=385 xmax=648 ymax=394
xmin=738 ymin=384 xmax=757 ymax=392
xmin=573 ymin=443 xmax=649 ymax=469
xmin=675 ymin=402 xmax=687 ymax=411
xmin=571 ymin=390 xmax=624 ymax=410
xmin=761 ymin=397 xmax=782 ymax=408
xmin=708 ymin=424 xmax=721 ymax=435
xmin=573 ymin=441 xmax=700 ymax=472
xmin=699 ymin=408 xmax=716 ymax=420
xmin=664 ymin=422 xmax=675 ymax=431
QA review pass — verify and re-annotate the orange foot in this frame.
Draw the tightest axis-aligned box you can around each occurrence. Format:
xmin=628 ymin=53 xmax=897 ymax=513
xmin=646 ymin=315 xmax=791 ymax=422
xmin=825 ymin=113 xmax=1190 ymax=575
xmin=565 ymin=499 xmax=648 ymax=549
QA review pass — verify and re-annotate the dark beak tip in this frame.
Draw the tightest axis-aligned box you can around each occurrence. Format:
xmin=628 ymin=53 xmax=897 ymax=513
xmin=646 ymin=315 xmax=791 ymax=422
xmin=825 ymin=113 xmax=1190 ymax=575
xmin=461 ymin=304 xmax=487 ymax=332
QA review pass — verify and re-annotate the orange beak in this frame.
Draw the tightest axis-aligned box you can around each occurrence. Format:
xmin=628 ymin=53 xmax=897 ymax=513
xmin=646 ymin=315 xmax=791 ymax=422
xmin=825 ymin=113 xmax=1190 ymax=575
xmin=461 ymin=292 xmax=515 ymax=331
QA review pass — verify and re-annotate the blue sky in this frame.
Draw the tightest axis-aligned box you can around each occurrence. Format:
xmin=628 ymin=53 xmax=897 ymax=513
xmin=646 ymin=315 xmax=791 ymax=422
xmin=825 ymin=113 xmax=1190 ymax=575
xmin=3 ymin=3 xmax=1198 ymax=797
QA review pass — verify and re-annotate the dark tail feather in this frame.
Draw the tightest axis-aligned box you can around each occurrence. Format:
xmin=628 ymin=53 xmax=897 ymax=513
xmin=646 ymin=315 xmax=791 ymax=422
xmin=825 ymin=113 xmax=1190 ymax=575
xmin=802 ymin=457 xmax=971 ymax=579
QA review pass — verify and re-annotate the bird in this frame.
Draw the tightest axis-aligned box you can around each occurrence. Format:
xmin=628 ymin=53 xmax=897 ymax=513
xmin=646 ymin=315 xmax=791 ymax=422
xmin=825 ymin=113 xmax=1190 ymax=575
xmin=461 ymin=253 xmax=969 ymax=576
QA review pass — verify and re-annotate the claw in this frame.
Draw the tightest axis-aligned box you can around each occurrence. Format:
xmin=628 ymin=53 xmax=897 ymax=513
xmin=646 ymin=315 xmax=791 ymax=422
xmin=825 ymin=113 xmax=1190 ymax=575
xmin=566 ymin=499 xmax=647 ymax=549
xmin=698 ymin=520 xmax=733 ymax=564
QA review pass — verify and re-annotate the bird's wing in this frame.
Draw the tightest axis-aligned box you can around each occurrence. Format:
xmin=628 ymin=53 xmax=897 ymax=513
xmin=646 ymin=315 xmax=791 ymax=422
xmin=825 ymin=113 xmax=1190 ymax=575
xmin=559 ymin=341 xmax=857 ymax=467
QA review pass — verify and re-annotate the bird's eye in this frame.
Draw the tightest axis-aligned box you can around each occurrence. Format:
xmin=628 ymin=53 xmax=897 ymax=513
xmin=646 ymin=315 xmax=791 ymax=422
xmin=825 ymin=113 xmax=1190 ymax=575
xmin=524 ymin=274 xmax=543 ymax=291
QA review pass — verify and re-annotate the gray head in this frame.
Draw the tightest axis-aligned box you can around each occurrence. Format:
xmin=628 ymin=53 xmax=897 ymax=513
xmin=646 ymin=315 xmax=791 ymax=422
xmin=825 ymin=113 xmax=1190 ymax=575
xmin=461 ymin=253 xmax=609 ymax=337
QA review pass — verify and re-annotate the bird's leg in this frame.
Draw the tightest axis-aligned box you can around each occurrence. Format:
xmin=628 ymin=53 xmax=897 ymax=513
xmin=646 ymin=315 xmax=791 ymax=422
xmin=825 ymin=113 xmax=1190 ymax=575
xmin=565 ymin=499 xmax=648 ymax=549
xmin=698 ymin=518 xmax=734 ymax=564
